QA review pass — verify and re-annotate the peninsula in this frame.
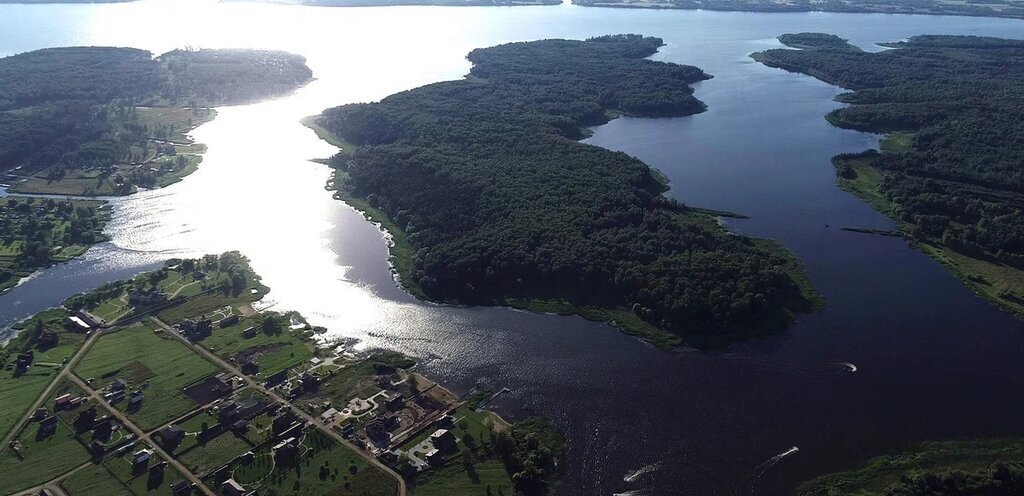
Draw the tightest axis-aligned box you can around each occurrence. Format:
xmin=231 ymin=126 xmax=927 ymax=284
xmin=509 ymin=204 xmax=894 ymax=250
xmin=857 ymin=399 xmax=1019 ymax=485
xmin=754 ymin=33 xmax=1024 ymax=318
xmin=308 ymin=35 xmax=819 ymax=348
xmin=0 ymin=47 xmax=312 ymax=294
xmin=0 ymin=253 xmax=563 ymax=495
xmin=0 ymin=47 xmax=312 ymax=197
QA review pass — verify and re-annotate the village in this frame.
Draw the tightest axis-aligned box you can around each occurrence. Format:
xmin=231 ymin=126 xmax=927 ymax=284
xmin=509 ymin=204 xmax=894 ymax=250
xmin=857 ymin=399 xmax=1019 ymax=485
xmin=0 ymin=253 xmax=548 ymax=496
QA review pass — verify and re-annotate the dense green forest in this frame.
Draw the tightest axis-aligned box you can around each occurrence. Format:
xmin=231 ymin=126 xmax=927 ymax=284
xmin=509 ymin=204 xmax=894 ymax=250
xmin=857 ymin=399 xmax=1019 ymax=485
xmin=800 ymin=439 xmax=1024 ymax=496
xmin=571 ymin=0 xmax=1024 ymax=20
xmin=0 ymin=47 xmax=311 ymax=195
xmin=0 ymin=197 xmax=109 ymax=293
xmin=754 ymin=33 xmax=1024 ymax=316
xmin=315 ymin=35 xmax=817 ymax=342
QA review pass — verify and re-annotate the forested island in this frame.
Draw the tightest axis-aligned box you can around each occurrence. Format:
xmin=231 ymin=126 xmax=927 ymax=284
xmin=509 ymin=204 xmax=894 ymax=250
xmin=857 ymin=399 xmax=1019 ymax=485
xmin=0 ymin=47 xmax=312 ymax=196
xmin=753 ymin=33 xmax=1024 ymax=318
xmin=570 ymin=0 xmax=1024 ymax=20
xmin=308 ymin=35 xmax=819 ymax=348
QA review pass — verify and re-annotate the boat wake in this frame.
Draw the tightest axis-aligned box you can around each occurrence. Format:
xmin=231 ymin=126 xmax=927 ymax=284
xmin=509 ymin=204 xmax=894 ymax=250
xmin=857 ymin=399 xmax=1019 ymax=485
xmin=624 ymin=461 xmax=663 ymax=483
xmin=739 ymin=446 xmax=799 ymax=495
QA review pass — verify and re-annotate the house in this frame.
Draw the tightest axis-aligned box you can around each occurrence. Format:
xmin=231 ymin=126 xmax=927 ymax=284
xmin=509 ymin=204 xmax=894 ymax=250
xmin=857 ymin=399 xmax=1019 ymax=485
xmin=430 ymin=429 xmax=457 ymax=452
xmin=272 ymin=437 xmax=300 ymax=466
xmin=94 ymin=417 xmax=114 ymax=441
xmin=169 ymin=480 xmax=192 ymax=496
xmin=127 ymin=391 xmax=144 ymax=412
xmin=132 ymin=449 xmax=152 ymax=471
xmin=75 ymin=407 xmax=97 ymax=431
xmin=272 ymin=411 xmax=298 ymax=436
xmin=75 ymin=310 xmax=106 ymax=328
xmin=218 ymin=401 xmax=239 ymax=422
xmin=54 ymin=394 xmax=74 ymax=410
xmin=230 ymin=420 xmax=247 ymax=433
xmin=128 ymin=288 xmax=168 ymax=306
xmin=425 ymin=448 xmax=445 ymax=466
xmin=242 ymin=326 xmax=258 ymax=339
xmin=110 ymin=379 xmax=128 ymax=392
xmin=38 ymin=416 xmax=58 ymax=438
xmin=218 ymin=315 xmax=240 ymax=328
xmin=220 ymin=479 xmax=245 ymax=496
xmin=65 ymin=315 xmax=91 ymax=332
xmin=240 ymin=360 xmax=259 ymax=375
xmin=179 ymin=318 xmax=213 ymax=341
xmin=265 ymin=369 xmax=288 ymax=387
xmin=88 ymin=440 xmax=106 ymax=458
xmin=365 ymin=418 xmax=389 ymax=444
xmin=157 ymin=425 xmax=185 ymax=449
xmin=320 ymin=408 xmax=339 ymax=423
xmin=438 ymin=414 xmax=455 ymax=429
xmin=32 ymin=407 xmax=49 ymax=421
xmin=39 ymin=331 xmax=60 ymax=347
xmin=386 ymin=394 xmax=405 ymax=412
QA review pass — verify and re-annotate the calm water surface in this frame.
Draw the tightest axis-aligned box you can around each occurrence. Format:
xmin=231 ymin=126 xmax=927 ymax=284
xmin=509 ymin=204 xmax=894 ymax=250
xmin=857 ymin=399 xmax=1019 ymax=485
xmin=2 ymin=2 xmax=1024 ymax=494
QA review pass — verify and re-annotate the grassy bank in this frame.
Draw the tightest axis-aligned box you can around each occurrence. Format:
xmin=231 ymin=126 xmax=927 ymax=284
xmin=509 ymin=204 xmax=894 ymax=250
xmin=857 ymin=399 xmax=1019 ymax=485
xmin=800 ymin=438 xmax=1024 ymax=496
xmin=834 ymin=152 xmax=1024 ymax=318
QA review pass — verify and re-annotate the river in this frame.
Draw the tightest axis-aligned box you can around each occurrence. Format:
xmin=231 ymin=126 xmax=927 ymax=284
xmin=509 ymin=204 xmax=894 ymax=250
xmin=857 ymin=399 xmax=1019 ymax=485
xmin=2 ymin=1 xmax=1024 ymax=494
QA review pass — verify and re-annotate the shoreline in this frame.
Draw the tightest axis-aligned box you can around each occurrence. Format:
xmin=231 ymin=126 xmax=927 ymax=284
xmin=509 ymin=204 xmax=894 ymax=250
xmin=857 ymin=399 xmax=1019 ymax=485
xmin=303 ymin=113 xmax=822 ymax=350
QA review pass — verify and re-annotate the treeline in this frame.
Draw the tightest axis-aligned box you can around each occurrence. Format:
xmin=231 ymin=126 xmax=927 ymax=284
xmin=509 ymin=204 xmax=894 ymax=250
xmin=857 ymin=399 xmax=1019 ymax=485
xmin=755 ymin=34 xmax=1024 ymax=275
xmin=317 ymin=35 xmax=813 ymax=337
xmin=571 ymin=0 xmax=1024 ymax=20
xmin=0 ymin=47 xmax=311 ymax=178
xmin=885 ymin=463 xmax=1024 ymax=496
xmin=0 ymin=197 xmax=109 ymax=290
xmin=493 ymin=418 xmax=565 ymax=495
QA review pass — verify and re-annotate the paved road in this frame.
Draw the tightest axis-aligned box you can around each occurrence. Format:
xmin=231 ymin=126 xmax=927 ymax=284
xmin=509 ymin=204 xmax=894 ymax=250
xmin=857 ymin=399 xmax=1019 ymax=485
xmin=148 ymin=317 xmax=408 ymax=496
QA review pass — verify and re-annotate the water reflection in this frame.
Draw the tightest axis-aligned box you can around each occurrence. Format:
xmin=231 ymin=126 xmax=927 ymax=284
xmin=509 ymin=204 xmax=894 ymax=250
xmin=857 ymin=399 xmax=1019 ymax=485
xmin=2 ymin=3 xmax=1024 ymax=494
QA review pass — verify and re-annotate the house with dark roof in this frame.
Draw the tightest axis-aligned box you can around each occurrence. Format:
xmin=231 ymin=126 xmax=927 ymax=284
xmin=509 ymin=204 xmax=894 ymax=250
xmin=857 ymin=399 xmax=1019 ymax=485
xmin=169 ymin=480 xmax=192 ymax=496
xmin=157 ymin=425 xmax=185 ymax=449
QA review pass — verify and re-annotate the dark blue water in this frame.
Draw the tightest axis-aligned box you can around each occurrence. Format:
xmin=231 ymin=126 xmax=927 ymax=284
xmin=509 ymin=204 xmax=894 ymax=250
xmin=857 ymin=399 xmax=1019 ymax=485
xmin=2 ymin=4 xmax=1024 ymax=495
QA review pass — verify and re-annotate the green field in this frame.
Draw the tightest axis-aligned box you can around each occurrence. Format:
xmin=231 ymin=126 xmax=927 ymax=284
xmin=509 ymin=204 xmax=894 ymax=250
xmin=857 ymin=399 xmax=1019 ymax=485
xmin=74 ymin=323 xmax=221 ymax=430
xmin=62 ymin=463 xmax=135 ymax=496
xmin=205 ymin=429 xmax=399 ymax=496
xmin=177 ymin=427 xmax=253 ymax=476
xmin=201 ymin=314 xmax=314 ymax=378
xmin=0 ymin=415 xmax=91 ymax=493
xmin=0 ymin=309 xmax=84 ymax=439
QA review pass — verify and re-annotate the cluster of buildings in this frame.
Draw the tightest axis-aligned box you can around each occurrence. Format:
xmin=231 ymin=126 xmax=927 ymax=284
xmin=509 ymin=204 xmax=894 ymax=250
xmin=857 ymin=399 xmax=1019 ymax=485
xmin=179 ymin=317 xmax=213 ymax=341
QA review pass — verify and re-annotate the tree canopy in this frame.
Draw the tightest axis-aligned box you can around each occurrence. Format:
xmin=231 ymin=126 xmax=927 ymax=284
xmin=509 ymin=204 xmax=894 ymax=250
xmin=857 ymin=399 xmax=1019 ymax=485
xmin=755 ymin=34 xmax=1024 ymax=279
xmin=317 ymin=35 xmax=815 ymax=338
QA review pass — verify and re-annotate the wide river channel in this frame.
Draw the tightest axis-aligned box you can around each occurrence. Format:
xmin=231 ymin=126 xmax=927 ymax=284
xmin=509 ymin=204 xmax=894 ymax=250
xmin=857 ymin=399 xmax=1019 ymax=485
xmin=2 ymin=1 xmax=1024 ymax=494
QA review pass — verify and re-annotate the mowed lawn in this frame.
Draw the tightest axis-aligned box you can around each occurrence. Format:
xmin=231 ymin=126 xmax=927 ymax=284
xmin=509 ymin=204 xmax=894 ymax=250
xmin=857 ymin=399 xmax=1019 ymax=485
xmin=74 ymin=323 xmax=222 ymax=430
